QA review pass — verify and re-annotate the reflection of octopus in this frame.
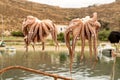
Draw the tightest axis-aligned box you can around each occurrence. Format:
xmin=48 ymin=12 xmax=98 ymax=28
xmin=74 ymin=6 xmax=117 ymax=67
xmin=22 ymin=16 xmax=59 ymax=52
xmin=64 ymin=12 xmax=101 ymax=62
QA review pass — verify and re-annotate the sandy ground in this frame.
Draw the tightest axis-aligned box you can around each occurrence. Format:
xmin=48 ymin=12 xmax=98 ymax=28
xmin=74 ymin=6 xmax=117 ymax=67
xmin=0 ymin=45 xmax=89 ymax=52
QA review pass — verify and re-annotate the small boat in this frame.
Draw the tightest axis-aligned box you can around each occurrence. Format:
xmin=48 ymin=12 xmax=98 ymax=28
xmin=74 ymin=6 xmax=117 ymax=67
xmin=97 ymin=43 xmax=116 ymax=62
xmin=0 ymin=40 xmax=6 ymax=47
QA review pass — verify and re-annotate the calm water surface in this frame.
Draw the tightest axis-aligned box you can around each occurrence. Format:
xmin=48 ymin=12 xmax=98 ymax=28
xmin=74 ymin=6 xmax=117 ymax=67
xmin=0 ymin=50 xmax=120 ymax=80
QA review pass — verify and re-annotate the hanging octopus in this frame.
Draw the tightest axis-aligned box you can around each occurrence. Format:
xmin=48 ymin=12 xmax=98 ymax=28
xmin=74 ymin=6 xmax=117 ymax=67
xmin=22 ymin=16 xmax=59 ymax=52
xmin=64 ymin=12 xmax=101 ymax=63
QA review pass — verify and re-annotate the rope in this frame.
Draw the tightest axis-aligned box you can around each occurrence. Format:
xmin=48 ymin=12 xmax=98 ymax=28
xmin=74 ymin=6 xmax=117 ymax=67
xmin=0 ymin=66 xmax=72 ymax=80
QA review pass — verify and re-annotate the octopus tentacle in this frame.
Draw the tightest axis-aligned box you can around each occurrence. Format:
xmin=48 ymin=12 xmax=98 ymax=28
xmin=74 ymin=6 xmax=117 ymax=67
xmin=38 ymin=22 xmax=44 ymax=42
xmin=80 ymin=23 xmax=85 ymax=60
xmin=32 ymin=22 xmax=40 ymax=41
xmin=52 ymin=23 xmax=59 ymax=50
xmin=64 ymin=29 xmax=72 ymax=55
xmin=22 ymin=16 xmax=58 ymax=52
xmin=93 ymin=33 xmax=98 ymax=60
xmin=27 ymin=22 xmax=37 ymax=44
xmin=41 ymin=22 xmax=50 ymax=37
xmin=85 ymin=23 xmax=93 ymax=59
xmin=65 ymin=12 xmax=101 ymax=63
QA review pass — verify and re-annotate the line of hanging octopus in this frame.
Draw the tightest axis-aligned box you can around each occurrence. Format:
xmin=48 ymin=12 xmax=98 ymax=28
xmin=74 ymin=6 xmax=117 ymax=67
xmin=22 ymin=16 xmax=59 ymax=52
xmin=22 ymin=12 xmax=101 ymax=62
xmin=64 ymin=12 xmax=101 ymax=62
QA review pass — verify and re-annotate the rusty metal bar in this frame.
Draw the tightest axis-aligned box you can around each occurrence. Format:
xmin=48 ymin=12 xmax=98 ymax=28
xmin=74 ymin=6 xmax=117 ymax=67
xmin=0 ymin=66 xmax=72 ymax=80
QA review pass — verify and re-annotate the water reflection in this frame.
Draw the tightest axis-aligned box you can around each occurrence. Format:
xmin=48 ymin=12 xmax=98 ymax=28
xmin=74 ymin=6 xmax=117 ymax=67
xmin=0 ymin=50 xmax=120 ymax=80
xmin=59 ymin=52 xmax=68 ymax=64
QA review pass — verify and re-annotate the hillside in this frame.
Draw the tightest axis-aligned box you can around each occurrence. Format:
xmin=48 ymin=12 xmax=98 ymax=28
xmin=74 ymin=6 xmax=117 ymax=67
xmin=0 ymin=0 xmax=120 ymax=32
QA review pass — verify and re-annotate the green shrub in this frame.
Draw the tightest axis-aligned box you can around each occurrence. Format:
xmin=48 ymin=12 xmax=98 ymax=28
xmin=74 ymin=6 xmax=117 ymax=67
xmin=57 ymin=32 xmax=65 ymax=42
xmin=59 ymin=52 xmax=67 ymax=63
xmin=98 ymin=29 xmax=111 ymax=41
xmin=11 ymin=31 xmax=24 ymax=37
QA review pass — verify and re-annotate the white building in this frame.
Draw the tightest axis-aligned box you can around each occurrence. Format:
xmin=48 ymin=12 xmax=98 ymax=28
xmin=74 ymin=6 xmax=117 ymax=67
xmin=46 ymin=24 xmax=67 ymax=39
xmin=56 ymin=25 xmax=67 ymax=34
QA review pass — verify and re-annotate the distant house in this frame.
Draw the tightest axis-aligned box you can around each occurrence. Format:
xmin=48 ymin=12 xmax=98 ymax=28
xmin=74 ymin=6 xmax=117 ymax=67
xmin=56 ymin=25 xmax=67 ymax=34
xmin=46 ymin=25 xmax=67 ymax=39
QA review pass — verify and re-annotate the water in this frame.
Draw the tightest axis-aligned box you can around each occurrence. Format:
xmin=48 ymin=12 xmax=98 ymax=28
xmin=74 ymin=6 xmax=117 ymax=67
xmin=0 ymin=50 xmax=120 ymax=80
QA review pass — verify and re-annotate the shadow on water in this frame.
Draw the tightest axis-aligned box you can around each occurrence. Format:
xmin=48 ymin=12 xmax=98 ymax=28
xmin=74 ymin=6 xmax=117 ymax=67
xmin=0 ymin=50 xmax=120 ymax=80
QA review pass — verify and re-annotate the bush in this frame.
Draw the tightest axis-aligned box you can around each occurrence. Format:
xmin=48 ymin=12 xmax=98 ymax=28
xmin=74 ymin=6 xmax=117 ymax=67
xmin=57 ymin=32 xmax=73 ymax=42
xmin=57 ymin=32 xmax=65 ymax=42
xmin=11 ymin=31 xmax=24 ymax=37
xmin=98 ymin=29 xmax=111 ymax=41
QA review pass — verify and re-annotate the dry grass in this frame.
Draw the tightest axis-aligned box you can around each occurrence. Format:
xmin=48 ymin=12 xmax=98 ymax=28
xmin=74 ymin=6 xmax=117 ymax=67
xmin=0 ymin=0 xmax=120 ymax=31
